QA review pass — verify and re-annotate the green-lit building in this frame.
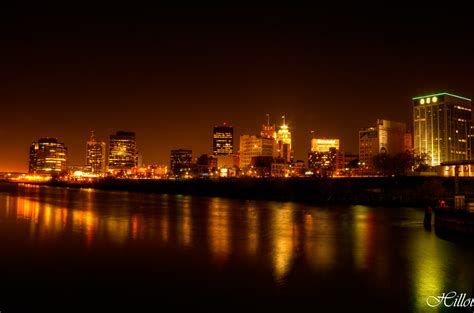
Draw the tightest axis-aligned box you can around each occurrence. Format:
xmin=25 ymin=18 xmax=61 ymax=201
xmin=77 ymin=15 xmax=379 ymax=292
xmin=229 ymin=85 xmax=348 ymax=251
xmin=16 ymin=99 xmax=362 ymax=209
xmin=413 ymin=92 xmax=472 ymax=166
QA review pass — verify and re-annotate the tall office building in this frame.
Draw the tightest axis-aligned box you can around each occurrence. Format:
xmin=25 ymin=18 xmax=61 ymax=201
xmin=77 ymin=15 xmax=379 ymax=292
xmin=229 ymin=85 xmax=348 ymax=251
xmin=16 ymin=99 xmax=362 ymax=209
xmin=413 ymin=92 xmax=472 ymax=166
xmin=359 ymin=119 xmax=407 ymax=169
xmin=239 ymin=135 xmax=274 ymax=168
xmin=86 ymin=131 xmax=106 ymax=174
xmin=29 ymin=138 xmax=67 ymax=174
xmin=213 ymin=123 xmax=233 ymax=155
xmin=276 ymin=116 xmax=293 ymax=163
xmin=108 ymin=131 xmax=137 ymax=171
xmin=309 ymin=136 xmax=342 ymax=172
xmin=170 ymin=149 xmax=193 ymax=176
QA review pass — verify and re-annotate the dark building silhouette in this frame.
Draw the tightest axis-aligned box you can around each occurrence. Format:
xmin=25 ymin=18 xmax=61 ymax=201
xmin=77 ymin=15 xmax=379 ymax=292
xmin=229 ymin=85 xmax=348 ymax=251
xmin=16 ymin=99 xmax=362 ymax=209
xmin=170 ymin=149 xmax=193 ymax=177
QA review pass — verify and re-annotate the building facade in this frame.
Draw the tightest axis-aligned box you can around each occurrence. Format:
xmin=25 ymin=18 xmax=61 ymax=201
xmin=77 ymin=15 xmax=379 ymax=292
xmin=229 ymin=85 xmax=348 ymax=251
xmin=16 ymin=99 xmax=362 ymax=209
xmin=213 ymin=123 xmax=233 ymax=155
xmin=308 ymin=138 xmax=342 ymax=175
xmin=170 ymin=149 xmax=193 ymax=177
xmin=359 ymin=119 xmax=407 ymax=170
xmin=86 ymin=131 xmax=106 ymax=174
xmin=108 ymin=131 xmax=137 ymax=172
xmin=29 ymin=137 xmax=67 ymax=174
xmin=308 ymin=147 xmax=338 ymax=176
xmin=239 ymin=135 xmax=274 ymax=169
xmin=413 ymin=92 xmax=472 ymax=166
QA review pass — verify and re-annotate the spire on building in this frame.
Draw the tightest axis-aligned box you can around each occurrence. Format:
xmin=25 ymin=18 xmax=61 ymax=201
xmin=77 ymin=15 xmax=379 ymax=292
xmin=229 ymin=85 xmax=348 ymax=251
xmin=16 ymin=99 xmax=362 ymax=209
xmin=89 ymin=130 xmax=96 ymax=142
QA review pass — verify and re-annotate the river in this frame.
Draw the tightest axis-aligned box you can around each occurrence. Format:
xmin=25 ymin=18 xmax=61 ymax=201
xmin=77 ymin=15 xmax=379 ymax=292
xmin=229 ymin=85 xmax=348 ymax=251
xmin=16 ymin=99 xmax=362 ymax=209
xmin=0 ymin=183 xmax=472 ymax=312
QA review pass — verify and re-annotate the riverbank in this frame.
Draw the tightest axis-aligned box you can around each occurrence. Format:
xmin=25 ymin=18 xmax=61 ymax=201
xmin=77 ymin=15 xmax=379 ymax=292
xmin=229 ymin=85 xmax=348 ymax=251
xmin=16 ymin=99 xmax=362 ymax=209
xmin=26 ymin=176 xmax=474 ymax=207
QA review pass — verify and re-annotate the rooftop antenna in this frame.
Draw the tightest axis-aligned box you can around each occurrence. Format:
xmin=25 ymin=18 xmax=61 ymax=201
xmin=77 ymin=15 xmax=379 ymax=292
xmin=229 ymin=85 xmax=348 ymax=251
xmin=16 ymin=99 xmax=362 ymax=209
xmin=89 ymin=130 xmax=95 ymax=141
xmin=266 ymin=113 xmax=270 ymax=125
xmin=282 ymin=115 xmax=286 ymax=126
xmin=311 ymin=130 xmax=315 ymax=138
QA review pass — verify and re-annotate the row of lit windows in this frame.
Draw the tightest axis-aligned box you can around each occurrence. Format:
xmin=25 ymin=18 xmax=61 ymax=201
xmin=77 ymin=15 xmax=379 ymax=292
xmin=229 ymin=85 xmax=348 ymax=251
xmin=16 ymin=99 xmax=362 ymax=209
xmin=454 ymin=105 xmax=472 ymax=111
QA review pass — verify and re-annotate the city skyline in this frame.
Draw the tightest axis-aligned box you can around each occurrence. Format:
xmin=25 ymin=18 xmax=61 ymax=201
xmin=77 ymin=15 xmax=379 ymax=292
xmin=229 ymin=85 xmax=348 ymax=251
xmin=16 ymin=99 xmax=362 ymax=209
xmin=0 ymin=96 xmax=467 ymax=173
xmin=1 ymin=8 xmax=474 ymax=172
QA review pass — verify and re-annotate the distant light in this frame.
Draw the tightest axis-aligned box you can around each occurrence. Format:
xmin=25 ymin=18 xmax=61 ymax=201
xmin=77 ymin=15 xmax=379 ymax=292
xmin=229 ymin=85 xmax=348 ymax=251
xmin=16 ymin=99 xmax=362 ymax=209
xmin=432 ymin=96 xmax=438 ymax=103
xmin=420 ymin=99 xmax=425 ymax=104
xmin=73 ymin=171 xmax=84 ymax=177
xmin=426 ymin=97 xmax=431 ymax=104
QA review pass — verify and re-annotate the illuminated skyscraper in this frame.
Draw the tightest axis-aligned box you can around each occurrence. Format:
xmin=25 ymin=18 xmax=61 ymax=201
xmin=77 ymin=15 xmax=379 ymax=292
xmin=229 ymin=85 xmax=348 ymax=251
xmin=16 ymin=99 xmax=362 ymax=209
xmin=239 ymin=135 xmax=274 ymax=169
xmin=170 ymin=149 xmax=193 ymax=176
xmin=213 ymin=123 xmax=233 ymax=155
xmin=29 ymin=138 xmax=67 ymax=174
xmin=86 ymin=131 xmax=106 ymax=174
xmin=108 ymin=131 xmax=137 ymax=171
xmin=413 ymin=92 xmax=472 ymax=166
xmin=309 ymin=134 xmax=342 ymax=172
xmin=276 ymin=116 xmax=293 ymax=163
xmin=359 ymin=119 xmax=407 ymax=170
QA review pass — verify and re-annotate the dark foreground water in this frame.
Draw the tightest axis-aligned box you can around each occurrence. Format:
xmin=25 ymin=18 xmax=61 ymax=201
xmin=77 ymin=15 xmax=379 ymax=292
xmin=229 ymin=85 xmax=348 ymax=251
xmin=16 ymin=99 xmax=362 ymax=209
xmin=0 ymin=184 xmax=472 ymax=313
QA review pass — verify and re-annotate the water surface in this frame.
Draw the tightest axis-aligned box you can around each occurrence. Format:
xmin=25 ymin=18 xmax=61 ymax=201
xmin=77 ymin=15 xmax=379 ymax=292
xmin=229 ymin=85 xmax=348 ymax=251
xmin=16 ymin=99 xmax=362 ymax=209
xmin=0 ymin=184 xmax=471 ymax=312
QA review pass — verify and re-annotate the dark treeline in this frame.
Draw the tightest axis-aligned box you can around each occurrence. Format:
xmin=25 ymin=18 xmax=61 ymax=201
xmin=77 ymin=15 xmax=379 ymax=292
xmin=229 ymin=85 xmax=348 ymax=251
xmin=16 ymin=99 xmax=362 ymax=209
xmin=43 ymin=177 xmax=474 ymax=207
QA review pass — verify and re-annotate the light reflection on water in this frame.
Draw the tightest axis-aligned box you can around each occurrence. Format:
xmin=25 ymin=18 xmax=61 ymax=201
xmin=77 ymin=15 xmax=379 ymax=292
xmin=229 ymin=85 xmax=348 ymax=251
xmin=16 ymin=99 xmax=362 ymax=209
xmin=0 ymin=184 xmax=472 ymax=312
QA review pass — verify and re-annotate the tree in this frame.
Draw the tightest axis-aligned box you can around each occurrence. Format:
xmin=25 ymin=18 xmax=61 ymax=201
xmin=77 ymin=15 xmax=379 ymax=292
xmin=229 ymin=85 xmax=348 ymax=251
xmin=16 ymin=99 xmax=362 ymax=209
xmin=372 ymin=153 xmax=393 ymax=176
xmin=413 ymin=153 xmax=431 ymax=172
xmin=372 ymin=152 xmax=414 ymax=176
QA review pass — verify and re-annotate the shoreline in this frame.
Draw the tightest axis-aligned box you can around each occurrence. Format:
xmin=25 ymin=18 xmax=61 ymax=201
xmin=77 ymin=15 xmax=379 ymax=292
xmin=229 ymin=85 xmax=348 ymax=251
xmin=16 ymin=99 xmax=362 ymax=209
xmin=16 ymin=176 xmax=473 ymax=207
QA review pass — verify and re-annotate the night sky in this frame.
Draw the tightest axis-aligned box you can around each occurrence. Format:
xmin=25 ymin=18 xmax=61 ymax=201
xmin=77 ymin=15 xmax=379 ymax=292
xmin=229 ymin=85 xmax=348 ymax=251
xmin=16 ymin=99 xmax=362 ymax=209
xmin=1 ymin=5 xmax=474 ymax=172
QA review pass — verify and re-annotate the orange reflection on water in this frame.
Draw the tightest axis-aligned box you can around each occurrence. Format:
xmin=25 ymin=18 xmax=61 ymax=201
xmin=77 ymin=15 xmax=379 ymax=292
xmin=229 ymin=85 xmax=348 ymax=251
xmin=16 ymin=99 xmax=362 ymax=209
xmin=246 ymin=205 xmax=259 ymax=256
xmin=181 ymin=200 xmax=192 ymax=247
xmin=272 ymin=204 xmax=296 ymax=282
xmin=208 ymin=198 xmax=230 ymax=266
xmin=304 ymin=211 xmax=335 ymax=270
xmin=352 ymin=206 xmax=376 ymax=271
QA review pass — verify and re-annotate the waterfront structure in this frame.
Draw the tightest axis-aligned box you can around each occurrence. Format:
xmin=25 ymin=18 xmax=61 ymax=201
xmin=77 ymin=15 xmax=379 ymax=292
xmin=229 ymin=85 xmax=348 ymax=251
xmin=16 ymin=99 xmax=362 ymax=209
xmin=134 ymin=164 xmax=168 ymax=178
xmin=29 ymin=138 xmax=67 ymax=174
xmin=250 ymin=156 xmax=273 ymax=177
xmin=108 ymin=131 xmax=137 ymax=172
xmin=213 ymin=123 xmax=233 ymax=155
xmin=276 ymin=116 xmax=293 ymax=163
xmin=413 ymin=92 xmax=472 ymax=166
xmin=438 ymin=160 xmax=474 ymax=177
xmin=86 ymin=131 xmax=106 ymax=174
xmin=359 ymin=119 xmax=407 ymax=170
xmin=170 ymin=149 xmax=193 ymax=177
xmin=239 ymin=135 xmax=274 ymax=169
